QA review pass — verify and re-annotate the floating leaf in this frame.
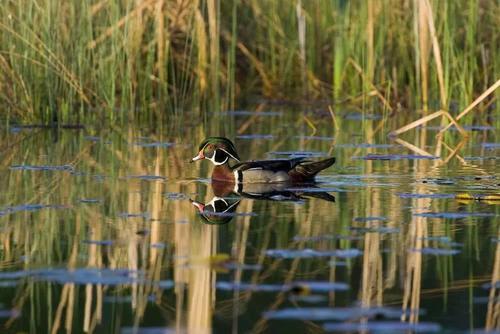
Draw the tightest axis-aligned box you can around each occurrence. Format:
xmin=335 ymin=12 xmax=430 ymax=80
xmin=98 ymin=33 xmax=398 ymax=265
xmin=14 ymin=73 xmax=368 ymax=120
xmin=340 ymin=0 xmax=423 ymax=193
xmin=398 ymin=193 xmax=454 ymax=199
xmin=10 ymin=164 xmax=74 ymax=171
xmin=409 ymin=248 xmax=461 ymax=255
xmin=482 ymin=143 xmax=500 ymax=149
xmin=216 ymin=281 xmax=348 ymax=292
xmin=353 ymin=216 xmax=388 ymax=222
xmin=236 ymin=134 xmax=274 ymax=139
xmin=264 ymin=307 xmax=409 ymax=321
xmin=323 ymin=321 xmax=441 ymax=332
xmin=125 ymin=175 xmax=167 ymax=181
xmin=289 ymin=295 xmax=327 ymax=303
xmin=343 ymin=112 xmax=382 ymax=120
xmin=265 ymin=248 xmax=362 ymax=259
xmin=119 ymin=212 xmax=151 ymax=219
xmin=355 ymin=154 xmax=438 ymax=160
xmin=83 ymin=240 xmax=113 ymax=246
xmin=223 ymin=110 xmax=282 ymax=116
xmin=121 ymin=327 xmax=177 ymax=334
xmin=294 ymin=136 xmax=335 ymax=141
xmin=0 ymin=204 xmax=68 ymax=217
xmin=413 ymin=212 xmax=494 ymax=219
xmin=133 ymin=142 xmax=174 ymax=148
xmin=79 ymin=198 xmax=102 ymax=204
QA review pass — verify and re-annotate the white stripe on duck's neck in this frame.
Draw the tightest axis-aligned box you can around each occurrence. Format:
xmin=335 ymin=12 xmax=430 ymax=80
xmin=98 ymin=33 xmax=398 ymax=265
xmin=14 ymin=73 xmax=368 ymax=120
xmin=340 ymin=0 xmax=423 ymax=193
xmin=208 ymin=149 xmax=229 ymax=166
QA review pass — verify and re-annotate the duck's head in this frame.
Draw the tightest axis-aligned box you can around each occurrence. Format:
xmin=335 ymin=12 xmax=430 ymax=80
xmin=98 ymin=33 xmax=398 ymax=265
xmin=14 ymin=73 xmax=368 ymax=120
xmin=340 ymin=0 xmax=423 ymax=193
xmin=190 ymin=197 xmax=241 ymax=225
xmin=191 ymin=137 xmax=240 ymax=165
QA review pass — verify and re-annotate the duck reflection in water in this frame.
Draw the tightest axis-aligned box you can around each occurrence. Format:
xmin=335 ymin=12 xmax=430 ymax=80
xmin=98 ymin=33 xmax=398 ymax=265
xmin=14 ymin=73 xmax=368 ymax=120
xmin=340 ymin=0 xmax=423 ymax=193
xmin=190 ymin=179 xmax=335 ymax=225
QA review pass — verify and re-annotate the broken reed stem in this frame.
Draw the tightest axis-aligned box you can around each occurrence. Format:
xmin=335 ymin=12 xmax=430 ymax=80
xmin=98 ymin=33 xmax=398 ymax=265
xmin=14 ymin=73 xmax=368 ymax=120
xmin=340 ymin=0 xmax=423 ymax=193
xmin=328 ymin=105 xmax=339 ymax=131
xmin=389 ymin=110 xmax=443 ymax=136
xmin=303 ymin=115 xmax=317 ymax=137
xmin=440 ymin=140 xmax=467 ymax=164
xmin=439 ymin=78 xmax=500 ymax=134
xmin=417 ymin=0 xmax=430 ymax=111
xmin=390 ymin=109 xmax=466 ymax=138
xmin=348 ymin=58 xmax=393 ymax=112
xmin=424 ymin=0 xmax=446 ymax=109
xmin=87 ymin=0 xmax=154 ymax=49
xmin=395 ymin=79 xmax=499 ymax=138
xmin=394 ymin=137 xmax=435 ymax=157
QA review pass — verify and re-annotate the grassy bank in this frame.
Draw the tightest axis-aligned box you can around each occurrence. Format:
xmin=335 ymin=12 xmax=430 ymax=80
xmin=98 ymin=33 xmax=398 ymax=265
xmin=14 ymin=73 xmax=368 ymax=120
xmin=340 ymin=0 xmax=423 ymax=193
xmin=0 ymin=0 xmax=498 ymax=123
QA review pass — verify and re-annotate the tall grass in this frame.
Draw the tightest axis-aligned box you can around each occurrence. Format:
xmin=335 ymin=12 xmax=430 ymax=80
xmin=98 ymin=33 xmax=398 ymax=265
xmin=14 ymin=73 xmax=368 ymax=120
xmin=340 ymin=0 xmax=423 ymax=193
xmin=0 ymin=0 xmax=498 ymax=123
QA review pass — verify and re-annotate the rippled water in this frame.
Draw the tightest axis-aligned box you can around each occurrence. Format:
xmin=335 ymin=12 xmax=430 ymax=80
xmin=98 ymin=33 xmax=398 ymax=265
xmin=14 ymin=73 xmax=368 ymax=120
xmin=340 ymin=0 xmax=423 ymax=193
xmin=0 ymin=109 xmax=498 ymax=333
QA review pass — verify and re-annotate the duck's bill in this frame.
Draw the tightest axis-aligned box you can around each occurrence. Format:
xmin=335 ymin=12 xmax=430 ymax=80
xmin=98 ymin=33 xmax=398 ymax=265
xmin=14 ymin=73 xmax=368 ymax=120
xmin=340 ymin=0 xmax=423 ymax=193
xmin=189 ymin=199 xmax=205 ymax=212
xmin=190 ymin=150 xmax=205 ymax=163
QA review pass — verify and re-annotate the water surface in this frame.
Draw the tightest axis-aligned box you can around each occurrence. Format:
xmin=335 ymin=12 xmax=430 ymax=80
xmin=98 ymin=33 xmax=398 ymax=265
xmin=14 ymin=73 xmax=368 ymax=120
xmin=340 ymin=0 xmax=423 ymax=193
xmin=0 ymin=110 xmax=498 ymax=333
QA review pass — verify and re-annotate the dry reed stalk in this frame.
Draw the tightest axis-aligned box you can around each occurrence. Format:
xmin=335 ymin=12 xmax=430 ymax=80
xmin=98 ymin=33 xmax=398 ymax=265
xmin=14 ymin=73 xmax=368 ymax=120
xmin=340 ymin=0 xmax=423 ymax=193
xmin=394 ymin=137 xmax=436 ymax=157
xmin=90 ymin=0 xmax=108 ymax=16
xmin=439 ymin=79 xmax=500 ymax=134
xmin=366 ymin=0 xmax=376 ymax=81
xmin=51 ymin=284 xmax=71 ymax=334
xmin=207 ymin=0 xmax=218 ymax=94
xmin=348 ymin=58 xmax=393 ymax=111
xmin=423 ymin=0 xmax=446 ymax=109
xmin=361 ymin=215 xmax=383 ymax=306
xmin=154 ymin=0 xmax=166 ymax=81
xmin=485 ymin=230 xmax=500 ymax=330
xmin=416 ymin=0 xmax=430 ymax=110
xmin=0 ymin=54 xmax=34 ymax=117
xmin=296 ymin=0 xmax=306 ymax=89
xmin=129 ymin=0 xmax=146 ymax=63
xmin=83 ymin=284 xmax=93 ymax=332
xmin=303 ymin=115 xmax=317 ymax=137
xmin=237 ymin=103 xmax=266 ymax=134
xmin=389 ymin=109 xmax=467 ymax=137
xmin=328 ymin=105 xmax=339 ymax=131
xmin=87 ymin=0 xmax=155 ymax=49
xmin=195 ymin=9 xmax=208 ymax=92
xmin=440 ymin=139 xmax=466 ymax=164
xmin=226 ymin=35 xmax=272 ymax=94
xmin=402 ymin=189 xmax=429 ymax=323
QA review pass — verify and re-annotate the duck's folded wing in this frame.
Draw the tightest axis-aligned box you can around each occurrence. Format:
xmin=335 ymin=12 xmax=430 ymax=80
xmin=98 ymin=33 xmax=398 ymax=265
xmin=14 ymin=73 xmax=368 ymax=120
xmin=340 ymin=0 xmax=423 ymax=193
xmin=231 ymin=158 xmax=307 ymax=172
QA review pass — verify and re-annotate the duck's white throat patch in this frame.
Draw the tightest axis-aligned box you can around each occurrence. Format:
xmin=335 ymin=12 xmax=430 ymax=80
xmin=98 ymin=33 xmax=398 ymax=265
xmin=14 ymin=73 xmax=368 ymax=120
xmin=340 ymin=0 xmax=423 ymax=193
xmin=208 ymin=149 xmax=229 ymax=166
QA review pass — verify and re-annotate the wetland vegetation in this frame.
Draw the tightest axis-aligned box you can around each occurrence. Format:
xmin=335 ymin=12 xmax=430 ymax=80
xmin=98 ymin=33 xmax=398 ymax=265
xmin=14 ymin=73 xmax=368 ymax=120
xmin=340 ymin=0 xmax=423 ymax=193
xmin=0 ymin=1 xmax=499 ymax=333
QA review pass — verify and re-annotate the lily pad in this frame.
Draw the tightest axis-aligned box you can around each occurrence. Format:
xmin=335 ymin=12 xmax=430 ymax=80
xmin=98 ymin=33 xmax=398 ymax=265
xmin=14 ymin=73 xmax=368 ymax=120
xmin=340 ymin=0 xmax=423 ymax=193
xmin=323 ymin=321 xmax=441 ymax=332
xmin=264 ymin=306 xmax=410 ymax=321
xmin=133 ymin=141 xmax=174 ymax=148
xmin=413 ymin=212 xmax=495 ymax=219
xmin=265 ymin=248 xmax=362 ymax=259
xmin=0 ymin=204 xmax=68 ymax=217
xmin=10 ymin=164 xmax=74 ymax=171
xmin=236 ymin=134 xmax=274 ymax=139
xmin=409 ymin=248 xmax=461 ymax=255
xmin=125 ymin=175 xmax=167 ymax=181
xmin=355 ymin=154 xmax=438 ymax=160
xmin=398 ymin=193 xmax=454 ymax=199
xmin=216 ymin=281 xmax=348 ymax=292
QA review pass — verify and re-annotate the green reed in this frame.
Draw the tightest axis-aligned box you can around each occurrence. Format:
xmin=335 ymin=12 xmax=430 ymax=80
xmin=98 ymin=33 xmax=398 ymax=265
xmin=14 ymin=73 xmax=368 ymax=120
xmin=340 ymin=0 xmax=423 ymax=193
xmin=0 ymin=0 xmax=498 ymax=124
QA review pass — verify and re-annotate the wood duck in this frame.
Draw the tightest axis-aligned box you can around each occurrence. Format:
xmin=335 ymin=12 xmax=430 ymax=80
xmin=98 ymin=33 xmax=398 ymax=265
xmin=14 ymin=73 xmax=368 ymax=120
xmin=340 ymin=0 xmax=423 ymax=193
xmin=190 ymin=197 xmax=241 ymax=225
xmin=190 ymin=183 xmax=335 ymax=224
xmin=190 ymin=137 xmax=336 ymax=184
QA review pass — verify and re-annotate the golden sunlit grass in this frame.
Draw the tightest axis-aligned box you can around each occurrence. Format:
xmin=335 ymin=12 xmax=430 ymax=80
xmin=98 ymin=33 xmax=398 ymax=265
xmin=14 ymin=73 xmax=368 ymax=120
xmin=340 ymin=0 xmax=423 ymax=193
xmin=0 ymin=0 xmax=497 ymax=125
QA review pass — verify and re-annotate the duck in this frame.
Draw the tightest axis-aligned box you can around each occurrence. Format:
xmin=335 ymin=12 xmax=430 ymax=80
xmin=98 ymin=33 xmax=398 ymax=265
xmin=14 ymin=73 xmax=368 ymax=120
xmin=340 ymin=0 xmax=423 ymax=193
xmin=190 ymin=137 xmax=336 ymax=184
xmin=190 ymin=182 xmax=335 ymax=225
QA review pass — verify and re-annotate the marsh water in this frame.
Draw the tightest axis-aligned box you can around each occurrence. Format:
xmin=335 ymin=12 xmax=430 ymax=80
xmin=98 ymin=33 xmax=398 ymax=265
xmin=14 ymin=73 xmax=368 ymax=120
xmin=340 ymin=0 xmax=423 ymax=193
xmin=0 ymin=108 xmax=498 ymax=334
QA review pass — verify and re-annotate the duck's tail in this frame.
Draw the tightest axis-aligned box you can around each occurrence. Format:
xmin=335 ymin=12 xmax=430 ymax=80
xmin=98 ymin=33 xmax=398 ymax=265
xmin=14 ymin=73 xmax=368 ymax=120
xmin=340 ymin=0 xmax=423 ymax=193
xmin=289 ymin=157 xmax=336 ymax=181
